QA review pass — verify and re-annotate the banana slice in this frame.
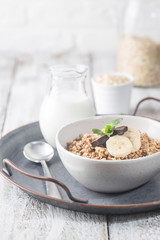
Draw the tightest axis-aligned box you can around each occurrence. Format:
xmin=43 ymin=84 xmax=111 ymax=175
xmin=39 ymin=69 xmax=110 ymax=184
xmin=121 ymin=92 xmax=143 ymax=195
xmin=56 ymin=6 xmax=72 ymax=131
xmin=124 ymin=127 xmax=141 ymax=152
xmin=106 ymin=135 xmax=133 ymax=158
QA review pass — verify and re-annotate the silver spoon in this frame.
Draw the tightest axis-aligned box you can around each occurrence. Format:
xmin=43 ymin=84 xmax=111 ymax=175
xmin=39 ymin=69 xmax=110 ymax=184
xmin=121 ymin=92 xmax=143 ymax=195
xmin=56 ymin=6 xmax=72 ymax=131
xmin=23 ymin=141 xmax=61 ymax=199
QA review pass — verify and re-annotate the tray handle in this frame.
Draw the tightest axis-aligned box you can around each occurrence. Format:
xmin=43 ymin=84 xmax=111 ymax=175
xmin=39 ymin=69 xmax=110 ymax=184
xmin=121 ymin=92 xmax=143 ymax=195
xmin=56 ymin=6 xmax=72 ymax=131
xmin=132 ymin=97 xmax=160 ymax=116
xmin=2 ymin=158 xmax=88 ymax=204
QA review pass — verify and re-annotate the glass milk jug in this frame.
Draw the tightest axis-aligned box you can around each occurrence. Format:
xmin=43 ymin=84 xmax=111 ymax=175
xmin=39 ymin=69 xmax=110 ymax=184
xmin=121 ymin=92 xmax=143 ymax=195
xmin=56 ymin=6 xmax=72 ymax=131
xmin=39 ymin=64 xmax=95 ymax=147
xmin=117 ymin=0 xmax=160 ymax=87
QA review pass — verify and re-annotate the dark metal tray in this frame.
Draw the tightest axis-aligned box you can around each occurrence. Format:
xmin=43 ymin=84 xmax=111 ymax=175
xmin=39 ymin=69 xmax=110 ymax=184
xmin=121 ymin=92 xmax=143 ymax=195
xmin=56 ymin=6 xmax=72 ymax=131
xmin=1 ymin=122 xmax=160 ymax=215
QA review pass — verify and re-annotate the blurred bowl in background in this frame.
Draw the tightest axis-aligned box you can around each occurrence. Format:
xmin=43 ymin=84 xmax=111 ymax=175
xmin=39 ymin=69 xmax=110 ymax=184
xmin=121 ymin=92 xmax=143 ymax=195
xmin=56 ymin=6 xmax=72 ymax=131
xmin=91 ymin=72 xmax=134 ymax=115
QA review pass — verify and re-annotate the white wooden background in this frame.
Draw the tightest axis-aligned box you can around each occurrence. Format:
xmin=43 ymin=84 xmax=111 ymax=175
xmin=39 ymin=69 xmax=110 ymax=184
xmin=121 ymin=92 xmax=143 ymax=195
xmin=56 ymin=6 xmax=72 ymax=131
xmin=0 ymin=54 xmax=160 ymax=240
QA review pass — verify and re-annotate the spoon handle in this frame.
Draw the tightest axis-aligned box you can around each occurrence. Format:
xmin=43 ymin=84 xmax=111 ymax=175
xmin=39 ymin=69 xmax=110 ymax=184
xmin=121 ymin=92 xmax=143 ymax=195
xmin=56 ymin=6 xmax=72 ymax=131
xmin=41 ymin=160 xmax=61 ymax=199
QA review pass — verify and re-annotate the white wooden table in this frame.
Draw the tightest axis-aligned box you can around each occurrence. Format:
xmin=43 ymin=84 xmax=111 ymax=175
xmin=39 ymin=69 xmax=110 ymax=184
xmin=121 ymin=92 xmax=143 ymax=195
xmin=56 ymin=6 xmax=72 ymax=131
xmin=0 ymin=54 xmax=160 ymax=240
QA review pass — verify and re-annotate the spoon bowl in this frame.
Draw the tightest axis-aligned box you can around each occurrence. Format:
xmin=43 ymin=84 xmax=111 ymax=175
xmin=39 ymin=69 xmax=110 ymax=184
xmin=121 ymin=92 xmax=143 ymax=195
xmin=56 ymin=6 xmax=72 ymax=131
xmin=23 ymin=141 xmax=54 ymax=163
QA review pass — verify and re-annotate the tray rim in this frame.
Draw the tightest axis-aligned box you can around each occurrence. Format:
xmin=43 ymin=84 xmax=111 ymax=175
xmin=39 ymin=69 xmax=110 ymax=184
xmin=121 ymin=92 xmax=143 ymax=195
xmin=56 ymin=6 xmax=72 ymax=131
xmin=1 ymin=121 xmax=160 ymax=213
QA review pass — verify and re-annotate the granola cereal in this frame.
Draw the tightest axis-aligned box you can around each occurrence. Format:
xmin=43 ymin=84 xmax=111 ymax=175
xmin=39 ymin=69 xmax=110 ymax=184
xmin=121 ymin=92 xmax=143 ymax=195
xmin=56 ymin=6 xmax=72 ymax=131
xmin=67 ymin=132 xmax=160 ymax=160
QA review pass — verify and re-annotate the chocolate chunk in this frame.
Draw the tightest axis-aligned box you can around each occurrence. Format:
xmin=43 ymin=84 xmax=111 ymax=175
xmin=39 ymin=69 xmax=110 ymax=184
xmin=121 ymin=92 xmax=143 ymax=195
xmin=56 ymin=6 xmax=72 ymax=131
xmin=91 ymin=135 xmax=109 ymax=147
xmin=114 ymin=126 xmax=128 ymax=135
xmin=142 ymin=151 xmax=147 ymax=156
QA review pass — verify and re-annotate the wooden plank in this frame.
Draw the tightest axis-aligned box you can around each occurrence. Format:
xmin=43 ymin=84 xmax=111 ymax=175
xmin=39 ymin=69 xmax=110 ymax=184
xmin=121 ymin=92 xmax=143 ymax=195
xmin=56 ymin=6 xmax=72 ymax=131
xmin=108 ymin=211 xmax=160 ymax=240
xmin=0 ymin=54 xmax=108 ymax=240
xmin=0 ymin=175 xmax=107 ymax=240
xmin=0 ymin=57 xmax=15 ymax=136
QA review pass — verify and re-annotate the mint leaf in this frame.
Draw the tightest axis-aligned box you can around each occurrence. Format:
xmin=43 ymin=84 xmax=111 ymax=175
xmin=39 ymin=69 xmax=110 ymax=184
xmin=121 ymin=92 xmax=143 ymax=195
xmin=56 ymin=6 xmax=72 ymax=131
xmin=105 ymin=118 xmax=123 ymax=129
xmin=105 ymin=118 xmax=123 ymax=136
xmin=92 ymin=129 xmax=106 ymax=136
xmin=92 ymin=118 xmax=123 ymax=137
xmin=105 ymin=125 xmax=114 ymax=136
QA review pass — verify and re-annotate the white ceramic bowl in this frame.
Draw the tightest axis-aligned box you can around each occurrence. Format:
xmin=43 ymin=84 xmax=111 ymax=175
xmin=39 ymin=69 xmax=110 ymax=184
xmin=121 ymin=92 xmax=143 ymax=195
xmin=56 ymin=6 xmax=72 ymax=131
xmin=56 ymin=115 xmax=160 ymax=193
